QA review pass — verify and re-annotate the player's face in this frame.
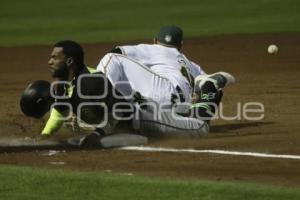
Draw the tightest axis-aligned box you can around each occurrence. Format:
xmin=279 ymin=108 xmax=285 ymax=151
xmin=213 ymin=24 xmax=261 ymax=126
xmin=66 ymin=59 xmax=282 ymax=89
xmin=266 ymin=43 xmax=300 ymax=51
xmin=48 ymin=47 xmax=70 ymax=80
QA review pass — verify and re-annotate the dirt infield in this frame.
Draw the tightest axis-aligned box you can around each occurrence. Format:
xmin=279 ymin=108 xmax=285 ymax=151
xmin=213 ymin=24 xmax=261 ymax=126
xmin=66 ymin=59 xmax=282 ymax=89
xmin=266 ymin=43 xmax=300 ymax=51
xmin=0 ymin=33 xmax=300 ymax=186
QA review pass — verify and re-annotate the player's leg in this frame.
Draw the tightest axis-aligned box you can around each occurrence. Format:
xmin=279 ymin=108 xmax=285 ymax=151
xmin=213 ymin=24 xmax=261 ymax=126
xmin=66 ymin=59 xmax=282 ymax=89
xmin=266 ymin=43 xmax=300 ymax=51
xmin=97 ymin=53 xmax=178 ymax=104
xmin=133 ymin=103 xmax=209 ymax=137
xmin=134 ymin=72 xmax=235 ymax=137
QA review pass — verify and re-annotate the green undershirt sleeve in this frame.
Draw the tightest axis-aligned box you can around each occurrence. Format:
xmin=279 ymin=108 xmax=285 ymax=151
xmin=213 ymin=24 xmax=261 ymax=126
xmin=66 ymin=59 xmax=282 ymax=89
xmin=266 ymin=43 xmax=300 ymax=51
xmin=41 ymin=108 xmax=65 ymax=136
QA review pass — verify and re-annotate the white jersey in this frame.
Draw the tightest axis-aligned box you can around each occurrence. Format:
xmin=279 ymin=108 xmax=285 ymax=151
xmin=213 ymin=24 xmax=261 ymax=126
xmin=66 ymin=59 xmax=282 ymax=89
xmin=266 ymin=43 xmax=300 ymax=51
xmin=118 ymin=44 xmax=205 ymax=102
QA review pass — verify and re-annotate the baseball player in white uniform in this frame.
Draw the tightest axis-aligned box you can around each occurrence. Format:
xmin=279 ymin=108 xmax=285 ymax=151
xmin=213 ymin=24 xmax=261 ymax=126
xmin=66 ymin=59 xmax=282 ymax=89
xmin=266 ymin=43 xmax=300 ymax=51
xmin=96 ymin=51 xmax=234 ymax=137
xmin=95 ymin=26 xmax=235 ymax=137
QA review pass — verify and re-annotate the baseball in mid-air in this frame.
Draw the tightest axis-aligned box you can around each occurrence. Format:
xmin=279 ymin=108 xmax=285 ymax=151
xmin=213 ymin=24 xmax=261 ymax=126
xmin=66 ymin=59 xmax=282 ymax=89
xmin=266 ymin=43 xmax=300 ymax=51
xmin=267 ymin=44 xmax=279 ymax=54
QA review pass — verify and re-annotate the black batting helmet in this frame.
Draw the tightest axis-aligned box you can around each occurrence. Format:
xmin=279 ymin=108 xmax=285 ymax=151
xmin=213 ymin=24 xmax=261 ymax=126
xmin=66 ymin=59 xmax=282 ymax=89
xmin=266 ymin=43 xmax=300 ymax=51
xmin=20 ymin=80 xmax=54 ymax=118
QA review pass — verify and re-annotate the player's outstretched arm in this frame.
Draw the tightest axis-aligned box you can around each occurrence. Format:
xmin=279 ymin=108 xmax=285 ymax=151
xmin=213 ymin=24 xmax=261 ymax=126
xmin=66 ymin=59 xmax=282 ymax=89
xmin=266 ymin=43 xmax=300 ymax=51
xmin=41 ymin=108 xmax=68 ymax=136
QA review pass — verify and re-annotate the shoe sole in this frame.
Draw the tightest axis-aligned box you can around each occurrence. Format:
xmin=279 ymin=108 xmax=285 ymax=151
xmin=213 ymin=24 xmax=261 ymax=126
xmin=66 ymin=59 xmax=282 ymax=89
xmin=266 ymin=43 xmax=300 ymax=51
xmin=195 ymin=71 xmax=235 ymax=89
xmin=215 ymin=71 xmax=235 ymax=86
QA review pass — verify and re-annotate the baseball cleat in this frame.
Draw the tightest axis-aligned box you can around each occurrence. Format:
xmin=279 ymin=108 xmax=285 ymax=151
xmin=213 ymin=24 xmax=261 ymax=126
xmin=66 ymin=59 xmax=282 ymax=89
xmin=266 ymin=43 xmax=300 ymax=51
xmin=194 ymin=71 xmax=235 ymax=91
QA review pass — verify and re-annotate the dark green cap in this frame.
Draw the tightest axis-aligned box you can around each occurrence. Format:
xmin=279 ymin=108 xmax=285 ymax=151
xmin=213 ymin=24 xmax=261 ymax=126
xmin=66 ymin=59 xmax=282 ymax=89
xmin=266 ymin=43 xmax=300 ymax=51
xmin=155 ymin=25 xmax=183 ymax=48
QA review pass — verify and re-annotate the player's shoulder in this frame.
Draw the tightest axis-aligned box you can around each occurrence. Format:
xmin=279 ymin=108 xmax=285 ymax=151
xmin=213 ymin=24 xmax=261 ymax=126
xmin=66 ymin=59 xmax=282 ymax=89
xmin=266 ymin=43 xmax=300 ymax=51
xmin=135 ymin=43 xmax=158 ymax=50
xmin=123 ymin=44 xmax=162 ymax=53
xmin=140 ymin=44 xmax=180 ymax=53
xmin=119 ymin=43 xmax=149 ymax=48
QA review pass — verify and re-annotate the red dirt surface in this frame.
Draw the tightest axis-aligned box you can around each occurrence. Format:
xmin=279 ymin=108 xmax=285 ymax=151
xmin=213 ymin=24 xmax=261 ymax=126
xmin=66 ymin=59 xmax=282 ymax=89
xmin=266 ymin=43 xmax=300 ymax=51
xmin=0 ymin=33 xmax=300 ymax=186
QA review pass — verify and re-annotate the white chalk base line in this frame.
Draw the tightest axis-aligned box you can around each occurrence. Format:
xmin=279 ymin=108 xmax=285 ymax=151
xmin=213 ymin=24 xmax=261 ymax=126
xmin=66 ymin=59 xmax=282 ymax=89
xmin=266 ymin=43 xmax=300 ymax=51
xmin=120 ymin=146 xmax=300 ymax=160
